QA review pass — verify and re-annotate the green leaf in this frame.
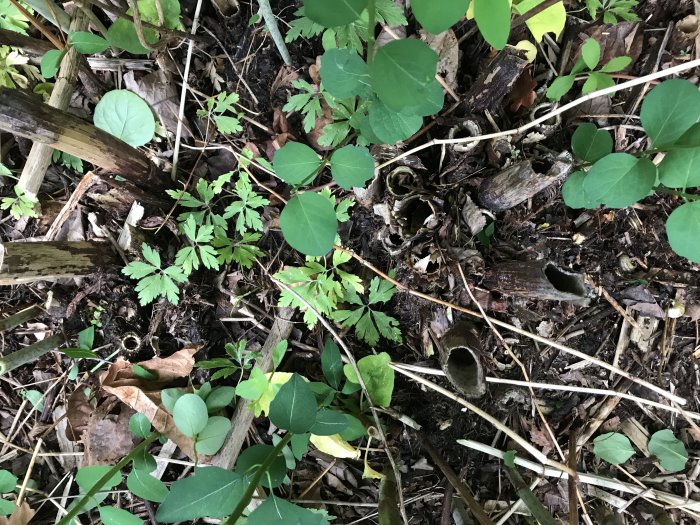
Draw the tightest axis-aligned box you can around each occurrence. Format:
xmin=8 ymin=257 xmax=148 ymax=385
xmin=367 ymin=276 xmax=396 ymax=304
xmin=658 ymin=147 xmax=700 ymax=188
xmin=473 ymin=0 xmax=511 ymax=49
xmin=280 ymin=193 xmax=338 ymax=256
xmin=309 ymin=409 xmax=349 ymax=436
xmin=161 ymin=388 xmax=186 ymax=413
xmin=205 ymin=386 xmax=236 ymax=412
xmin=236 ymin=444 xmax=287 ymax=488
xmin=21 ymin=389 xmax=44 ymax=411
xmin=562 ymin=171 xmax=601 ymax=209
xmin=304 ymin=0 xmax=368 ymax=27
xmin=339 ymin=414 xmax=366 ymax=441
xmin=330 ymin=146 xmax=374 ymax=189
xmin=236 ymin=368 xmax=269 ymax=400
xmin=320 ymin=48 xmax=371 ymax=99
xmin=582 ymin=71 xmax=615 ymax=94
xmin=343 ymin=352 xmax=394 ymax=407
xmin=571 ymin=123 xmax=613 ymax=163
xmin=0 ymin=499 xmax=15 ymax=516
xmin=247 ymin=495 xmax=330 ymax=524
xmin=40 ymin=49 xmax=64 ymax=78
xmin=369 ymin=39 xmax=438 ymax=112
xmin=582 ymin=154 xmax=656 ymax=208
xmin=321 ymin=339 xmax=343 ymax=390
xmin=272 ymin=340 xmax=288 ymax=370
xmin=78 ymin=325 xmax=94 ymax=350
xmin=546 ymin=75 xmax=575 ymax=101
xmin=581 ymin=38 xmax=600 ymax=70
xmin=94 ymin=90 xmax=155 ymax=147
xmin=99 ymin=506 xmax=143 ymax=525
xmin=640 ymin=79 xmax=700 ymax=148
xmin=172 ymin=393 xmax=208 ymax=437
xmin=128 ymin=413 xmax=151 ymax=438
xmin=515 ymin=0 xmax=566 ymax=42
xmin=592 ymin=432 xmax=635 ymax=465
xmin=666 ymin=201 xmax=700 ymax=263
xmin=647 ymin=429 xmax=688 ymax=472
xmin=131 ymin=364 xmax=157 ymax=380
xmin=155 ymin=467 xmax=246 ymax=522
xmin=195 ymin=416 xmax=231 ymax=455
xmin=106 ymin=19 xmax=152 ymax=54
xmin=76 ymin=465 xmax=122 ymax=509
xmin=62 ymin=348 xmax=98 ymax=359
xmin=126 ymin=470 xmax=168 ymax=502
xmin=0 ymin=470 xmax=18 ymax=492
xmin=273 ymin=142 xmax=323 ymax=186
xmin=411 ymin=0 xmax=469 ymax=34
xmin=131 ymin=449 xmax=157 ymax=472
xmin=600 ymin=55 xmax=632 ymax=73
xmin=69 ymin=31 xmax=109 ymax=54
xmin=269 ymin=373 xmax=318 ymax=433
xmin=291 ymin=433 xmax=311 ymax=460
xmin=368 ymin=99 xmax=422 ymax=144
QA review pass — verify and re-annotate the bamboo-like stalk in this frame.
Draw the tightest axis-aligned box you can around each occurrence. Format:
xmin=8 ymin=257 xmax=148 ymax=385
xmin=0 ymin=334 xmax=65 ymax=375
xmin=0 ymin=305 xmax=41 ymax=332
xmin=258 ymin=0 xmax=291 ymax=65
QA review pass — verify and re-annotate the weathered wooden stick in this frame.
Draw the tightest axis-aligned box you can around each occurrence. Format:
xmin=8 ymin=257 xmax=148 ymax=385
xmin=0 ymin=88 xmax=160 ymax=187
xmin=18 ymin=11 xmax=89 ymax=200
xmin=483 ymin=260 xmax=588 ymax=302
xmin=0 ymin=241 xmax=119 ymax=285
xmin=0 ymin=305 xmax=42 ymax=332
xmin=0 ymin=333 xmax=66 ymax=375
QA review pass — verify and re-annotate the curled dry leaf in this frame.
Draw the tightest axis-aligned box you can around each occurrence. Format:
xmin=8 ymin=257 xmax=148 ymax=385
xmin=508 ymin=68 xmax=537 ymax=112
xmin=421 ymin=29 xmax=459 ymax=91
xmin=82 ymin=401 xmax=136 ymax=465
xmin=0 ymin=503 xmax=35 ymax=525
xmin=65 ymin=387 xmax=93 ymax=441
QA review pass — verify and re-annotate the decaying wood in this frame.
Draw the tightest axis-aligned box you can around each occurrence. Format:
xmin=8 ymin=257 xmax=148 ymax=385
xmin=464 ymin=48 xmax=529 ymax=113
xmin=18 ymin=11 xmax=89 ymax=199
xmin=0 ymin=241 xmax=118 ymax=285
xmin=438 ymin=321 xmax=485 ymax=398
xmin=210 ymin=308 xmax=293 ymax=469
xmin=483 ymin=260 xmax=588 ymax=302
xmin=478 ymin=153 xmax=573 ymax=212
xmin=0 ymin=88 xmax=159 ymax=187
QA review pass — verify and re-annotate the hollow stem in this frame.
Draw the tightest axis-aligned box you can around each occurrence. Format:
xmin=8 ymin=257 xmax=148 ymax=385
xmin=0 ymin=334 xmax=65 ymax=375
xmin=258 ymin=0 xmax=291 ymax=65
xmin=222 ymin=432 xmax=294 ymax=525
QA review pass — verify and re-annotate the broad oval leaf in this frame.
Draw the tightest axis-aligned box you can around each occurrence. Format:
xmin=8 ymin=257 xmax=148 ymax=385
xmin=412 ymin=0 xmax=469 ymax=34
xmin=571 ymin=123 xmax=613 ymax=163
xmin=580 ymin=38 xmax=600 ymax=70
xmin=106 ymin=19 xmax=152 ymax=54
xmin=309 ymin=409 xmax=349 ymax=436
xmin=330 ymin=146 xmax=374 ymax=189
xmin=562 ymin=171 xmax=601 ymax=209
xmin=304 ymin=0 xmax=368 ymax=27
xmin=342 ymin=352 xmax=394 ymax=407
xmin=76 ymin=465 xmax=122 ymax=492
xmin=648 ymin=429 xmax=688 ymax=472
xmin=195 ymin=416 xmax=231 ymax=455
xmin=320 ymin=48 xmax=371 ymax=99
xmin=0 ymin=500 xmax=15 ymax=516
xmin=69 ymin=31 xmax=109 ymax=54
xmin=40 ymin=49 xmax=64 ymax=79
xmin=94 ymin=90 xmax=155 ymax=147
xmin=248 ymin=495 xmax=330 ymax=524
xmin=582 ymin=153 xmax=656 ymax=208
xmin=128 ymin=413 xmax=151 ymax=438
xmin=369 ymin=39 xmax=438 ymax=112
xmin=600 ymin=55 xmax=632 ymax=73
xmin=546 ymin=74 xmax=575 ymax=101
xmin=640 ymin=79 xmax=700 ymax=148
xmin=161 ymin=387 xmax=186 ymax=413
xmin=321 ymin=339 xmax=343 ymax=390
xmin=126 ymin=470 xmax=168 ymax=503
xmin=236 ymin=444 xmax=288 ymax=489
xmin=99 ymin=506 xmax=143 ymax=525
xmin=666 ymin=201 xmax=700 ymax=262
xmin=280 ymin=193 xmax=338 ymax=256
xmin=205 ymin=386 xmax=236 ymax=412
xmin=269 ymin=373 xmax=318 ymax=433
xmin=273 ymin=142 xmax=323 ymax=186
xmin=593 ymin=432 xmax=635 ymax=465
xmin=658 ymin=147 xmax=700 ymax=188
xmin=0 ymin=470 xmax=18 ymax=492
xmin=368 ymin=99 xmax=422 ymax=144
xmin=473 ymin=0 xmax=511 ymax=50
xmin=155 ymin=467 xmax=246 ymax=522
xmin=172 ymin=393 xmax=208 ymax=437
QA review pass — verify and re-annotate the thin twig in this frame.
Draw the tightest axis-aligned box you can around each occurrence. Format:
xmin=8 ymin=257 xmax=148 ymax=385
xmin=258 ymin=0 xmax=291 ymax=65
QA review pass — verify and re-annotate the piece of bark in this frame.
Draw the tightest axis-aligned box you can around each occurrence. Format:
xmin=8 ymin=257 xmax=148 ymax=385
xmin=483 ymin=260 xmax=588 ymax=302
xmin=210 ymin=308 xmax=293 ymax=469
xmin=0 ymin=240 xmax=118 ymax=285
xmin=478 ymin=153 xmax=573 ymax=212
xmin=464 ymin=48 xmax=529 ymax=113
xmin=0 ymin=88 xmax=159 ymax=187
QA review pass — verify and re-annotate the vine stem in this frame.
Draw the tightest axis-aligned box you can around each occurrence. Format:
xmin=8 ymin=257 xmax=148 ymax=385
xmin=378 ymin=57 xmax=700 ymax=170
xmin=656 ymin=187 xmax=700 ymax=201
xmin=222 ymin=432 xmax=294 ymax=525
xmin=258 ymin=0 xmax=291 ymax=65
xmin=366 ymin=0 xmax=376 ymax=63
xmin=56 ymin=432 xmax=160 ymax=525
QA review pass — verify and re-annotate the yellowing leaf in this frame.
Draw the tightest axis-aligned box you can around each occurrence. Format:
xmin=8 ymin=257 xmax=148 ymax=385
xmin=514 ymin=40 xmax=537 ymax=62
xmin=250 ymin=372 xmax=294 ymax=416
xmin=515 ymin=0 xmax=565 ymax=43
xmin=363 ymin=460 xmax=385 ymax=479
xmin=310 ymin=434 xmax=360 ymax=459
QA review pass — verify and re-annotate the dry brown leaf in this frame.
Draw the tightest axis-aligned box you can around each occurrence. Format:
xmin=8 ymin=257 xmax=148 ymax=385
xmin=102 ymin=346 xmax=199 ymax=386
xmin=124 ymin=70 xmax=189 ymax=138
xmin=65 ymin=387 xmax=92 ymax=441
xmin=508 ymin=68 xmax=537 ymax=112
xmin=0 ymin=503 xmax=35 ymax=525
xmin=422 ymin=29 xmax=459 ymax=91
xmin=529 ymin=425 xmax=554 ymax=455
xmin=82 ymin=402 xmax=136 ymax=466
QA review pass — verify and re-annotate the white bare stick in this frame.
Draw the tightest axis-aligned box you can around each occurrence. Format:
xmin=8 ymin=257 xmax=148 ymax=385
xmin=378 ymin=57 xmax=700 ymax=170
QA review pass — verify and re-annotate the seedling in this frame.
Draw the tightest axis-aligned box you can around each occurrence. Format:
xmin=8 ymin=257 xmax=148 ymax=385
xmin=593 ymin=429 xmax=688 ymax=472
xmin=122 ymin=243 xmax=188 ymax=305
xmin=196 ymin=91 xmax=243 ymax=135
xmin=0 ymin=185 xmax=37 ymax=219
xmin=586 ymin=0 xmax=639 ymax=24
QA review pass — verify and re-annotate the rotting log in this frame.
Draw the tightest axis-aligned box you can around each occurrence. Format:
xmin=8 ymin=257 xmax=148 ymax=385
xmin=0 ymin=88 xmax=161 ymax=187
xmin=0 ymin=241 xmax=119 ymax=285
xmin=464 ymin=48 xmax=529 ymax=113
xmin=483 ymin=260 xmax=588 ymax=302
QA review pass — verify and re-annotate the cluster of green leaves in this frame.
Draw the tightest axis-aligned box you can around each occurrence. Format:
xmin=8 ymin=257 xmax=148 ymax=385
xmin=585 ymin=0 xmax=639 ymax=24
xmin=122 ymin=243 xmax=188 ymax=305
xmin=52 ymin=149 xmax=84 ymax=172
xmin=195 ymin=339 xmax=264 ymax=382
xmin=547 ymin=38 xmax=631 ymax=101
xmin=0 ymin=469 xmax=18 ymax=515
xmin=196 ymin=91 xmax=243 ymax=135
xmin=0 ymin=45 xmax=38 ymax=89
xmin=0 ymin=185 xmax=37 ymax=219
xmin=0 ymin=0 xmax=29 ymax=34
xmin=563 ymin=79 xmax=700 ymax=262
xmin=593 ymin=429 xmax=688 ymax=472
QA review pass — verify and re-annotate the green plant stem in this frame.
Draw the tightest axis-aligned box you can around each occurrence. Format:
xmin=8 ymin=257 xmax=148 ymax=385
xmin=656 ymin=187 xmax=700 ymax=201
xmin=0 ymin=334 xmax=65 ymax=375
xmin=0 ymin=305 xmax=41 ymax=332
xmin=366 ymin=0 xmax=376 ymax=63
xmin=258 ymin=0 xmax=291 ymax=65
xmin=503 ymin=465 xmax=557 ymax=525
xmin=56 ymin=432 xmax=160 ymax=525
xmin=222 ymin=432 xmax=294 ymax=525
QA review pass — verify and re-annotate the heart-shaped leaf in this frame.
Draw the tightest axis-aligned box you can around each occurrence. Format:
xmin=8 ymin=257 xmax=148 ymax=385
xmin=94 ymin=90 xmax=155 ymax=147
xmin=571 ymin=123 xmax=613 ymax=163
xmin=273 ymin=142 xmax=323 ymax=186
xmin=640 ymin=79 xmax=700 ymax=148
xmin=648 ymin=429 xmax=688 ymax=472
xmin=280 ymin=192 xmax=338 ymax=256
